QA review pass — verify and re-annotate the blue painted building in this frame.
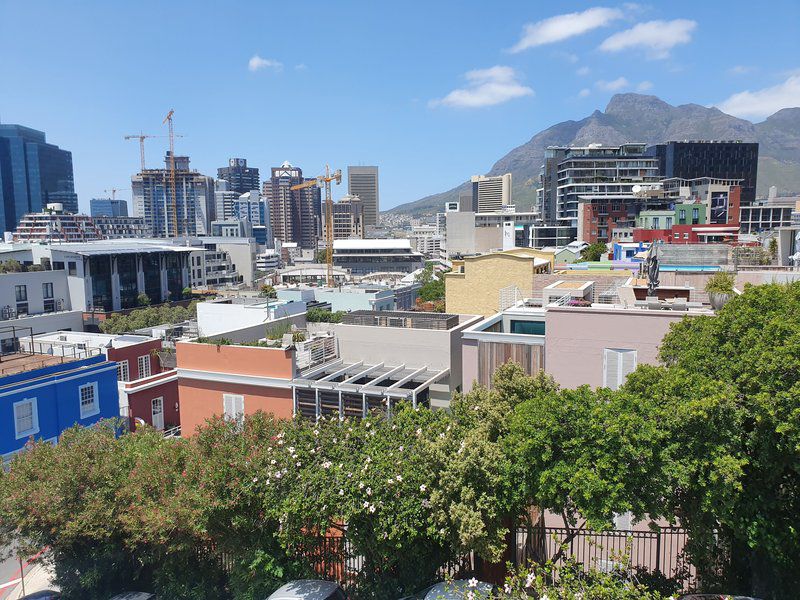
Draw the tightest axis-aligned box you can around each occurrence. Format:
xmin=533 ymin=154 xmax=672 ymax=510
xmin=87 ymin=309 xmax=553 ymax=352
xmin=1 ymin=353 xmax=119 ymax=462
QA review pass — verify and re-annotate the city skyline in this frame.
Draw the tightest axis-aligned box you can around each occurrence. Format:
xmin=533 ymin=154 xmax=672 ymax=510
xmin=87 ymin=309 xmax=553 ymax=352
xmin=1 ymin=0 xmax=799 ymax=213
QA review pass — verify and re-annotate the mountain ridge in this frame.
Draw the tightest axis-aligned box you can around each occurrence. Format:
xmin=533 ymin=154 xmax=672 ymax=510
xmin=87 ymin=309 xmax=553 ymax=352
xmin=388 ymin=94 xmax=800 ymax=216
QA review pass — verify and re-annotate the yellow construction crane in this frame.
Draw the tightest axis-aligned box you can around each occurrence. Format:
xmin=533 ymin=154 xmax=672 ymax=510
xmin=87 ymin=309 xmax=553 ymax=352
xmin=291 ymin=165 xmax=342 ymax=286
xmin=162 ymin=109 xmax=179 ymax=238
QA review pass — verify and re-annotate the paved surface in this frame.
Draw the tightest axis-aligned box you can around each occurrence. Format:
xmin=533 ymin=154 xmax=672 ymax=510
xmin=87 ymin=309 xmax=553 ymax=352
xmin=0 ymin=545 xmax=51 ymax=600
xmin=4 ymin=562 xmax=58 ymax=599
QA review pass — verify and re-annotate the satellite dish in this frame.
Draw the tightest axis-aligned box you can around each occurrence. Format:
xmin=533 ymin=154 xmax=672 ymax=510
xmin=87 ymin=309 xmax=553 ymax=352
xmin=632 ymin=185 xmax=642 ymax=194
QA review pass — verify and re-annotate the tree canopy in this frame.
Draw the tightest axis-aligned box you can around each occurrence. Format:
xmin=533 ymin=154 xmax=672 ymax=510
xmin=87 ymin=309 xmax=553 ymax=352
xmin=100 ymin=301 xmax=199 ymax=334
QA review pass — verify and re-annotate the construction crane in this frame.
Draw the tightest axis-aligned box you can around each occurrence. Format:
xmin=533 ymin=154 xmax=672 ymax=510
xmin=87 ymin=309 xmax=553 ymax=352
xmin=162 ymin=109 xmax=179 ymax=238
xmin=291 ymin=165 xmax=342 ymax=286
xmin=123 ymin=133 xmax=182 ymax=171
xmin=103 ymin=188 xmax=129 ymax=200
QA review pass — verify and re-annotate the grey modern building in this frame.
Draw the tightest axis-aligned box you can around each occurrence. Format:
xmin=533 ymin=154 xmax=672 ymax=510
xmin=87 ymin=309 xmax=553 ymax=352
xmin=647 ymin=141 xmax=759 ymax=205
xmin=131 ymin=153 xmax=215 ymax=238
xmin=217 ymin=158 xmax=260 ymax=195
xmin=90 ymin=198 xmax=129 ymax=217
xmin=347 ymin=166 xmax=379 ymax=227
xmin=0 ymin=123 xmax=78 ymax=232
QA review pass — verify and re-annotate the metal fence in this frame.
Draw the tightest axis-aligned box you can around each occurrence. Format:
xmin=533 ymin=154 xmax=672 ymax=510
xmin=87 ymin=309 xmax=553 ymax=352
xmin=515 ymin=525 xmax=695 ymax=590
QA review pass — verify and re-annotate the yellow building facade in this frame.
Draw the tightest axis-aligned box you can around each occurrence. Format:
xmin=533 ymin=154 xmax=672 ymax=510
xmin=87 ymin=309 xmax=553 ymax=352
xmin=445 ymin=248 xmax=555 ymax=316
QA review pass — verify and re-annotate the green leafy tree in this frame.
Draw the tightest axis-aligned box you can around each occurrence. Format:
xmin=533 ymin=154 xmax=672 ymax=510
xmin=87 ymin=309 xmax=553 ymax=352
xmin=137 ymin=292 xmax=151 ymax=307
xmin=578 ymin=242 xmax=608 ymax=262
xmin=259 ymin=284 xmax=277 ymax=298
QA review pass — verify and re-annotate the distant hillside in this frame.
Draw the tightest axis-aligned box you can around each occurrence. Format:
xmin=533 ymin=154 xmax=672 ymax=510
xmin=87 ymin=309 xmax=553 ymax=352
xmin=387 ymin=94 xmax=800 ymax=217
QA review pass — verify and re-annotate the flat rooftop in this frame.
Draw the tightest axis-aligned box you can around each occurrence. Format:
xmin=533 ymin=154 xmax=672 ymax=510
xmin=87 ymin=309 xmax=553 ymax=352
xmin=0 ymin=352 xmax=78 ymax=377
xmin=29 ymin=331 xmax=154 ymax=349
xmin=341 ymin=310 xmax=460 ymax=330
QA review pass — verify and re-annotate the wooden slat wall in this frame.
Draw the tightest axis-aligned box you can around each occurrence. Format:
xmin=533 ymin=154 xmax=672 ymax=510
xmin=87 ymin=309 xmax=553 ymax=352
xmin=477 ymin=341 xmax=544 ymax=388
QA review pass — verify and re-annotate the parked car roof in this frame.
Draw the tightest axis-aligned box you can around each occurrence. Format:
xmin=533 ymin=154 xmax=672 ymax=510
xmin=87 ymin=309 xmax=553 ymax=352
xmin=108 ymin=594 xmax=156 ymax=600
xmin=267 ymin=580 xmax=346 ymax=599
xmin=423 ymin=580 xmax=494 ymax=599
xmin=18 ymin=592 xmax=61 ymax=600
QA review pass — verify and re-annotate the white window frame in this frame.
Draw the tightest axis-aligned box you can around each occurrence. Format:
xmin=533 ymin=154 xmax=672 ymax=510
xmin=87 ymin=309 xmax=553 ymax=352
xmin=117 ymin=360 xmax=130 ymax=382
xmin=13 ymin=398 xmax=39 ymax=439
xmin=603 ymin=348 xmax=637 ymax=391
xmin=223 ymin=393 xmax=245 ymax=426
xmin=79 ymin=382 xmax=100 ymax=419
xmin=137 ymin=355 xmax=151 ymax=379
xmin=151 ymin=396 xmax=164 ymax=431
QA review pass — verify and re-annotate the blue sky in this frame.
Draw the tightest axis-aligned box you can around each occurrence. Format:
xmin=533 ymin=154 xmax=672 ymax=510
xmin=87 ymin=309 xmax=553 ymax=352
xmin=1 ymin=0 xmax=799 ymax=212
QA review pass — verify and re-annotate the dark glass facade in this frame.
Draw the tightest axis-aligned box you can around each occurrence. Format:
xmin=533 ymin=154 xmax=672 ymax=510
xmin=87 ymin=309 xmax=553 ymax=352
xmin=143 ymin=254 xmax=162 ymax=303
xmin=90 ymin=198 xmax=129 ymax=217
xmin=117 ymin=254 xmax=139 ymax=309
xmin=0 ymin=124 xmax=78 ymax=232
xmin=647 ymin=141 xmax=759 ymax=205
xmin=89 ymin=256 xmax=113 ymax=311
xmin=217 ymin=158 xmax=260 ymax=195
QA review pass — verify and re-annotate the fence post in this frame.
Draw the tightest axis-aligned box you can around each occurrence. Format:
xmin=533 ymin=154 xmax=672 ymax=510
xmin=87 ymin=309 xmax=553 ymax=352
xmin=655 ymin=530 xmax=661 ymax=574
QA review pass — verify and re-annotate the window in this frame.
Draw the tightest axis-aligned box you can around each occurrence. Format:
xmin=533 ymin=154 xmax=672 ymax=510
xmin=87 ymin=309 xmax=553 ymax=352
xmin=68 ymin=261 xmax=77 ymax=276
xmin=603 ymin=349 xmax=637 ymax=391
xmin=15 ymin=285 xmax=27 ymax=302
xmin=137 ymin=355 xmax=151 ymax=379
xmin=665 ymin=216 xmax=673 ymax=229
xmin=42 ymin=282 xmax=53 ymax=299
xmin=652 ymin=217 xmax=660 ymax=229
xmin=692 ymin=208 xmax=700 ymax=224
xmin=223 ymin=393 xmax=245 ymax=426
xmin=151 ymin=397 xmax=164 ymax=431
xmin=117 ymin=360 xmax=130 ymax=382
xmin=79 ymin=382 xmax=99 ymax=419
xmin=14 ymin=398 xmax=39 ymax=439
xmin=678 ymin=209 xmax=686 ymax=224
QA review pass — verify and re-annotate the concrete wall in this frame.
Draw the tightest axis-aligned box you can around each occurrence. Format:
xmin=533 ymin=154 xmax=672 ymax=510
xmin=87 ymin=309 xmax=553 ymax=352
xmin=196 ymin=300 xmax=306 ymax=337
xmin=176 ymin=341 xmax=294 ymax=378
xmin=544 ymin=306 xmax=693 ymax=389
xmin=0 ymin=270 xmax=71 ymax=314
xmin=0 ymin=311 xmax=84 ymax=342
xmin=658 ymin=244 xmax=729 ymax=266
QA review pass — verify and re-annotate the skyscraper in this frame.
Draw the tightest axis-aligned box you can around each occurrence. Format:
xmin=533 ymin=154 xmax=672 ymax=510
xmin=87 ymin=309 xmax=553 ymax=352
xmin=217 ymin=158 xmax=260 ymax=195
xmin=262 ymin=162 xmax=321 ymax=249
xmin=90 ymin=198 xmax=129 ymax=217
xmin=0 ymin=123 xmax=78 ymax=232
xmin=347 ymin=166 xmax=379 ymax=227
xmin=470 ymin=173 xmax=512 ymax=213
xmin=323 ymin=194 xmax=365 ymax=241
xmin=131 ymin=153 xmax=215 ymax=237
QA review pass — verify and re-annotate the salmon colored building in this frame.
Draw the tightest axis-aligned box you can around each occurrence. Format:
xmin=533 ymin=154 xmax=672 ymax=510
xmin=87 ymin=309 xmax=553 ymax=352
xmin=176 ymin=341 xmax=296 ymax=436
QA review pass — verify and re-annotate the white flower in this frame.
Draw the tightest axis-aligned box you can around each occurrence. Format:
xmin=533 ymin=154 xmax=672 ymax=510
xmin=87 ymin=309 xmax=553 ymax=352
xmin=466 ymin=592 xmax=474 ymax=600
xmin=252 ymin=477 xmax=258 ymax=483
xmin=419 ymin=484 xmax=426 ymax=492
xmin=365 ymin=421 xmax=371 ymax=428
xmin=396 ymin=475 xmax=403 ymax=482
xmin=271 ymin=459 xmax=276 ymax=465
xmin=287 ymin=446 xmax=295 ymax=454
xmin=387 ymin=478 xmax=394 ymax=485
xmin=310 ymin=448 xmax=316 ymax=454
xmin=274 ymin=471 xmax=282 ymax=479
xmin=365 ymin=456 xmax=372 ymax=463
xmin=525 ymin=573 xmax=535 ymax=588
xmin=422 ymin=499 xmax=431 ymax=508
xmin=363 ymin=501 xmax=370 ymax=508
xmin=332 ymin=438 xmax=337 ymax=444
xmin=313 ymin=429 xmax=319 ymax=436
xmin=366 ymin=487 xmax=372 ymax=496
xmin=322 ymin=461 xmax=332 ymax=469
xmin=296 ymin=461 xmax=302 ymax=467
xmin=369 ymin=504 xmax=376 ymax=513
xmin=277 ymin=439 xmax=284 ymax=445
xmin=359 ymin=482 xmax=365 ymax=489
xmin=339 ymin=489 xmax=344 ymax=496
xmin=416 ymin=428 xmax=422 ymax=436
xmin=398 ymin=445 xmax=404 ymax=452
xmin=468 ymin=578 xmax=478 ymax=588
xmin=504 ymin=584 xmax=511 ymax=593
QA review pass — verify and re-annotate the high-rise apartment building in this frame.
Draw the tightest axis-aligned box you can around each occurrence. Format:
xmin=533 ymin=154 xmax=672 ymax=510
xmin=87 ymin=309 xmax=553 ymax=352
xmin=262 ymin=162 xmax=321 ymax=249
xmin=90 ymin=198 xmax=129 ymax=217
xmin=131 ymin=153 xmax=215 ymax=238
xmin=537 ymin=144 xmax=661 ymax=243
xmin=322 ymin=194 xmax=364 ymax=241
xmin=217 ymin=158 xmax=260 ymax=195
xmin=347 ymin=166 xmax=379 ymax=227
xmin=0 ymin=123 xmax=78 ymax=232
xmin=647 ymin=141 xmax=759 ymax=205
xmin=470 ymin=173 xmax=512 ymax=213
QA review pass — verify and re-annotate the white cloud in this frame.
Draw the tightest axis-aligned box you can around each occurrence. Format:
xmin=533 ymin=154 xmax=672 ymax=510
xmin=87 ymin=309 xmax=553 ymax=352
xmin=637 ymin=80 xmax=653 ymax=91
xmin=716 ymin=74 xmax=800 ymax=120
xmin=599 ymin=19 xmax=697 ymax=59
xmin=430 ymin=66 xmax=534 ymax=108
xmin=596 ymin=77 xmax=630 ymax=91
xmin=579 ymin=88 xmax=591 ymax=98
xmin=576 ymin=66 xmax=591 ymax=76
xmin=294 ymin=63 xmax=308 ymax=71
xmin=510 ymin=7 xmax=623 ymax=53
xmin=248 ymin=55 xmax=283 ymax=72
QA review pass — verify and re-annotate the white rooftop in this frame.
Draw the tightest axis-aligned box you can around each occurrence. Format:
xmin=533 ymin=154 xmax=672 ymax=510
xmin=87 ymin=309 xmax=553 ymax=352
xmin=30 ymin=331 xmax=156 ymax=349
xmin=333 ymin=239 xmax=413 ymax=250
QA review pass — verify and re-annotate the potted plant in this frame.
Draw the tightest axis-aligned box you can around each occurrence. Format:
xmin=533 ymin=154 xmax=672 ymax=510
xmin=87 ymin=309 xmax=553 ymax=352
xmin=705 ymin=271 xmax=735 ymax=310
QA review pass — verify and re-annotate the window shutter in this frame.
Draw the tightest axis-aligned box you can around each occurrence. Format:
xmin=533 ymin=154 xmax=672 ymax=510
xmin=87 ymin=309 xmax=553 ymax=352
xmin=603 ymin=349 xmax=620 ymax=390
xmin=223 ymin=394 xmax=234 ymax=419
xmin=620 ymin=350 xmax=637 ymax=384
xmin=235 ymin=396 xmax=244 ymax=421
